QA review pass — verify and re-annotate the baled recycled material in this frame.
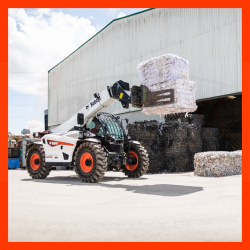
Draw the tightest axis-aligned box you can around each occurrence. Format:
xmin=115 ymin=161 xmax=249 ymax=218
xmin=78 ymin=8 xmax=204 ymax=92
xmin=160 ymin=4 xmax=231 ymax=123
xmin=137 ymin=54 xmax=197 ymax=115
xmin=127 ymin=113 xmax=219 ymax=173
xmin=141 ymin=79 xmax=197 ymax=115
xmin=194 ymin=151 xmax=242 ymax=177
xmin=137 ymin=54 xmax=189 ymax=84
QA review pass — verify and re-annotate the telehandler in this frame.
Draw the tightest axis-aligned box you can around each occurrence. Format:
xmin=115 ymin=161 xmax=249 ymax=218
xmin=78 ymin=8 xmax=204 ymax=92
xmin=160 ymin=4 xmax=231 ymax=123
xmin=26 ymin=80 xmax=174 ymax=182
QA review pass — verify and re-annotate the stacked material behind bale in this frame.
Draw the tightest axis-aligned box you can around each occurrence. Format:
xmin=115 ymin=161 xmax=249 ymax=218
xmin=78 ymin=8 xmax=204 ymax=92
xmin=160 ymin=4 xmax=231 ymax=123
xmin=201 ymin=128 xmax=219 ymax=151
xmin=189 ymin=114 xmax=205 ymax=127
xmin=137 ymin=54 xmax=197 ymax=115
xmin=194 ymin=151 xmax=242 ymax=177
xmin=128 ymin=113 xmax=210 ymax=173
xmin=127 ymin=120 xmax=165 ymax=173
xmin=164 ymin=113 xmax=205 ymax=169
xmin=164 ymin=113 xmax=189 ymax=123
xmin=187 ymin=124 xmax=202 ymax=167
xmin=127 ymin=113 xmax=221 ymax=173
xmin=162 ymin=122 xmax=190 ymax=172
xmin=164 ymin=113 xmax=205 ymax=124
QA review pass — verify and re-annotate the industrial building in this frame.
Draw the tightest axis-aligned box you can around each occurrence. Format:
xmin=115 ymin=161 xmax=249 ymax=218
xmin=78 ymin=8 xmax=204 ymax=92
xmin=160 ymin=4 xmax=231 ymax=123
xmin=48 ymin=8 xmax=242 ymax=150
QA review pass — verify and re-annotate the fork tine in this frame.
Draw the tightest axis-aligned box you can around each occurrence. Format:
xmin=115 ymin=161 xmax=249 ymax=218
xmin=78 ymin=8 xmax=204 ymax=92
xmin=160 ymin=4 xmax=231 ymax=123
xmin=152 ymin=95 xmax=172 ymax=102
xmin=143 ymin=88 xmax=175 ymax=107
xmin=147 ymin=100 xmax=175 ymax=106
xmin=150 ymin=89 xmax=172 ymax=96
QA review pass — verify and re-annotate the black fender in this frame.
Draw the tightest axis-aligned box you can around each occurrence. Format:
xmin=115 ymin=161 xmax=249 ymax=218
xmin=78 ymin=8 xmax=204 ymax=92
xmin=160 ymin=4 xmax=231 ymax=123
xmin=82 ymin=138 xmax=101 ymax=143
xmin=25 ymin=140 xmax=42 ymax=157
xmin=126 ymin=140 xmax=140 ymax=145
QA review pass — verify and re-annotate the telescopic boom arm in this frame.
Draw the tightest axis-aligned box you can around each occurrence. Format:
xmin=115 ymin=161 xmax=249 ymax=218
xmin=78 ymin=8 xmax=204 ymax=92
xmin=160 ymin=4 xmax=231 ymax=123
xmin=52 ymin=80 xmax=174 ymax=133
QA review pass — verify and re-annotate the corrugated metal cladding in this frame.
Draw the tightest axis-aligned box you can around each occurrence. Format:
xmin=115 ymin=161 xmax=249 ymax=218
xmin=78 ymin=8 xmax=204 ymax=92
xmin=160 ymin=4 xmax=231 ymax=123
xmin=48 ymin=8 xmax=242 ymax=128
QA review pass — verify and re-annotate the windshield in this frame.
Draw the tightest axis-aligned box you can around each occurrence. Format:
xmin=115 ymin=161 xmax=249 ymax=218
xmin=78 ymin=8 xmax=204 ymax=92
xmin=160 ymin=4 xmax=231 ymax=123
xmin=86 ymin=120 xmax=104 ymax=137
xmin=97 ymin=113 xmax=125 ymax=140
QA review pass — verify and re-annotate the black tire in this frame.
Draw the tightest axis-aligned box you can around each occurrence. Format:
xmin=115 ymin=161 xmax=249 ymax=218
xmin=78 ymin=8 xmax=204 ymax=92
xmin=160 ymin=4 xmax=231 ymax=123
xmin=74 ymin=142 xmax=108 ymax=183
xmin=26 ymin=144 xmax=51 ymax=179
xmin=123 ymin=143 xmax=149 ymax=178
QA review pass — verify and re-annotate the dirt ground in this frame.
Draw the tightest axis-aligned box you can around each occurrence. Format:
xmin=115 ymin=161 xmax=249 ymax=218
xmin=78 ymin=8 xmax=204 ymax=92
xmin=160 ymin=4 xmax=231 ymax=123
xmin=8 ymin=169 xmax=242 ymax=242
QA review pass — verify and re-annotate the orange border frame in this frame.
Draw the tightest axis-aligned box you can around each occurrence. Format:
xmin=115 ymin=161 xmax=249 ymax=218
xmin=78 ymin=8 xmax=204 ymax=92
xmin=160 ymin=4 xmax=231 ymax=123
xmin=2 ymin=2 xmax=247 ymax=249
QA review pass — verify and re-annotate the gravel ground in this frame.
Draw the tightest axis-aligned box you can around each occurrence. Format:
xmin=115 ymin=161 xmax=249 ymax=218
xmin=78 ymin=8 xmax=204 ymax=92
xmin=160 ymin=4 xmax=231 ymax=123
xmin=8 ymin=169 xmax=242 ymax=242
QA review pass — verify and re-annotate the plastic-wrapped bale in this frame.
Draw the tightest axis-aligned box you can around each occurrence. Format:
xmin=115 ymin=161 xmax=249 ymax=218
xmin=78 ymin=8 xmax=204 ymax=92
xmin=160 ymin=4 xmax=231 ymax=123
xmin=137 ymin=54 xmax=197 ymax=116
xmin=137 ymin=54 xmax=189 ymax=86
xmin=162 ymin=122 xmax=179 ymax=140
xmin=164 ymin=140 xmax=188 ymax=155
xmin=164 ymin=113 xmax=205 ymax=127
xmin=202 ymin=127 xmax=219 ymax=138
xmin=145 ymin=122 xmax=166 ymax=173
xmin=190 ymin=117 xmax=204 ymax=170
xmin=164 ymin=113 xmax=190 ymax=123
xmin=147 ymin=154 xmax=165 ymax=173
xmin=188 ymin=140 xmax=202 ymax=152
xmin=175 ymin=153 xmax=190 ymax=172
xmin=162 ymin=121 xmax=189 ymax=141
xmin=127 ymin=118 xmax=204 ymax=173
xmin=161 ymin=122 xmax=189 ymax=150
xmin=188 ymin=139 xmax=202 ymax=170
xmin=162 ymin=122 xmax=190 ymax=172
xmin=127 ymin=120 xmax=165 ymax=173
xmin=187 ymin=124 xmax=202 ymax=141
xmin=189 ymin=114 xmax=205 ymax=127
xmin=202 ymin=128 xmax=219 ymax=151
xmin=127 ymin=120 xmax=159 ymax=141
xmin=194 ymin=151 xmax=242 ymax=177
xmin=127 ymin=121 xmax=147 ymax=141
xmin=176 ymin=122 xmax=189 ymax=139
xmin=141 ymin=79 xmax=197 ymax=115
xmin=164 ymin=152 xmax=190 ymax=172
xmin=230 ymin=151 xmax=242 ymax=173
xmin=163 ymin=115 xmax=204 ymax=170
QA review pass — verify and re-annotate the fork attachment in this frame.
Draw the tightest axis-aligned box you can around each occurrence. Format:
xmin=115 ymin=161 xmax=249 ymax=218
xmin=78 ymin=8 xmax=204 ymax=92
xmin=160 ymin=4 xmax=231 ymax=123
xmin=131 ymin=85 xmax=175 ymax=108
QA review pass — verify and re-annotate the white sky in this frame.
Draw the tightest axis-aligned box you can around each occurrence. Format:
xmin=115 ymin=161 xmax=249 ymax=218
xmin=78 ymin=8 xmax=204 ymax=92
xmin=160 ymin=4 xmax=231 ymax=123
xmin=8 ymin=8 xmax=148 ymax=134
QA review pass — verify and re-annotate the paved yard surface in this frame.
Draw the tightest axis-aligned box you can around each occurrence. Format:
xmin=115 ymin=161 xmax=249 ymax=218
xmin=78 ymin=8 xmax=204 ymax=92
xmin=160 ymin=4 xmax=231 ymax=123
xmin=8 ymin=169 xmax=242 ymax=242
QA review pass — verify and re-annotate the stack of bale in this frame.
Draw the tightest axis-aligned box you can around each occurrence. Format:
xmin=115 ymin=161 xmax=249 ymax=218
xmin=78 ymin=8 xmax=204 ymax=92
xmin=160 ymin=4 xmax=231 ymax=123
xmin=137 ymin=54 xmax=197 ymax=116
xmin=187 ymin=124 xmax=202 ymax=168
xmin=201 ymin=128 xmax=219 ymax=151
xmin=164 ymin=112 xmax=190 ymax=123
xmin=163 ymin=113 xmax=206 ymax=172
xmin=127 ymin=120 xmax=165 ymax=173
xmin=185 ymin=114 xmax=204 ymax=168
xmin=127 ymin=113 xmax=220 ymax=173
xmin=127 ymin=54 xmax=221 ymax=173
xmin=161 ymin=121 xmax=190 ymax=172
xmin=194 ymin=151 xmax=242 ymax=177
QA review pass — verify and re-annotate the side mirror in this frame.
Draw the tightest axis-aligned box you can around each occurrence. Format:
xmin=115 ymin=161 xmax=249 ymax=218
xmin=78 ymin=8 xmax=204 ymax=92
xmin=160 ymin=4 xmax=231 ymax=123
xmin=77 ymin=113 xmax=84 ymax=125
xmin=125 ymin=118 xmax=129 ymax=124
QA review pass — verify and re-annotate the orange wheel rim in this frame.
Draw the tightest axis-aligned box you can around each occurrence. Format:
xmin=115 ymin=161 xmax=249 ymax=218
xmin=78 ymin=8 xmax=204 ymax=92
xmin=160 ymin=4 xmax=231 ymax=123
xmin=30 ymin=153 xmax=40 ymax=170
xmin=125 ymin=151 xmax=138 ymax=171
xmin=80 ymin=152 xmax=94 ymax=173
